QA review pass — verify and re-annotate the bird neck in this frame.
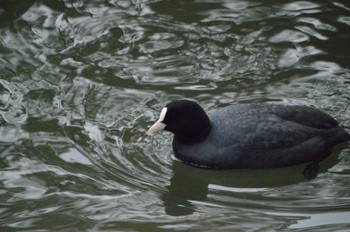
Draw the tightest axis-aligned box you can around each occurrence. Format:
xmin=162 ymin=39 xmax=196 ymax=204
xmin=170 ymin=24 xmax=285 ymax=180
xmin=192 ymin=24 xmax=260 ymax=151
xmin=174 ymin=117 xmax=212 ymax=144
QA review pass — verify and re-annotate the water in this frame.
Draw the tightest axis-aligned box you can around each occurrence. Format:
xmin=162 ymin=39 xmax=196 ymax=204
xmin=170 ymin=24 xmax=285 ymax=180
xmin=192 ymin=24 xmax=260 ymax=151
xmin=1 ymin=0 xmax=350 ymax=231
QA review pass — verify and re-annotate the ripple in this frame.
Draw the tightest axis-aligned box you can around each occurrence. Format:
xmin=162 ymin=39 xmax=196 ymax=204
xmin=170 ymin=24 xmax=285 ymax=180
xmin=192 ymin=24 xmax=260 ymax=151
xmin=59 ymin=147 xmax=93 ymax=165
xmin=279 ymin=1 xmax=321 ymax=18
xmin=277 ymin=46 xmax=323 ymax=68
xmin=296 ymin=25 xmax=328 ymax=40
xmin=139 ymin=32 xmax=184 ymax=54
xmin=0 ymin=81 xmax=28 ymax=124
xmin=288 ymin=211 xmax=350 ymax=229
xmin=282 ymin=1 xmax=319 ymax=11
xmin=338 ymin=16 xmax=350 ymax=26
xmin=0 ymin=125 xmax=29 ymax=143
xmin=297 ymin=17 xmax=337 ymax=31
xmin=269 ymin=29 xmax=309 ymax=43
xmin=0 ymin=80 xmax=11 ymax=109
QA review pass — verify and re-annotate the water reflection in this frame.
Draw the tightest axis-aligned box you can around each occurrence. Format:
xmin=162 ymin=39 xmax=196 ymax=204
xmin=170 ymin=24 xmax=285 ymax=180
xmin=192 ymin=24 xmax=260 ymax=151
xmin=0 ymin=0 xmax=35 ymax=28
xmin=162 ymin=146 xmax=342 ymax=216
xmin=162 ymin=162 xmax=209 ymax=216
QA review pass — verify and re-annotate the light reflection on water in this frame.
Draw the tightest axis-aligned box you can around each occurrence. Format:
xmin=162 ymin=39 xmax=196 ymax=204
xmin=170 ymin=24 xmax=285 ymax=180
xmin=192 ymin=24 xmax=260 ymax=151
xmin=1 ymin=0 xmax=350 ymax=231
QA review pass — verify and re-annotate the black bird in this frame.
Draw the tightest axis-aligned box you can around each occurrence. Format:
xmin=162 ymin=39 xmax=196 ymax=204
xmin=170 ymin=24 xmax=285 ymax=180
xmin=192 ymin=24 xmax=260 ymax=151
xmin=147 ymin=100 xmax=350 ymax=171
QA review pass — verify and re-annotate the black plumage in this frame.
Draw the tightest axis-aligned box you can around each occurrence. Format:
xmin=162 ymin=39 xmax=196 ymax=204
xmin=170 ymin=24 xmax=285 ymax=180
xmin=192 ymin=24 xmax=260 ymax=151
xmin=149 ymin=100 xmax=350 ymax=170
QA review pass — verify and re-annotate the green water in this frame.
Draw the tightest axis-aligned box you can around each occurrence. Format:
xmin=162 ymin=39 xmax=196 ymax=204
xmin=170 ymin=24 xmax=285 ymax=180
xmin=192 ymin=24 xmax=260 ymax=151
xmin=1 ymin=0 xmax=350 ymax=231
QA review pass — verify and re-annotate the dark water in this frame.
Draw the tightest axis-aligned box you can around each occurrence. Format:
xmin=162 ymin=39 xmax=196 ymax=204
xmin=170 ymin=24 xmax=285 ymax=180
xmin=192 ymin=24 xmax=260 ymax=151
xmin=1 ymin=0 xmax=350 ymax=231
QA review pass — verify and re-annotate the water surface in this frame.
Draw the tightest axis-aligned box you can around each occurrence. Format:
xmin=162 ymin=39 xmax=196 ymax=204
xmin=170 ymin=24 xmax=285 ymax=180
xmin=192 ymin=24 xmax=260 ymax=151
xmin=1 ymin=0 xmax=350 ymax=231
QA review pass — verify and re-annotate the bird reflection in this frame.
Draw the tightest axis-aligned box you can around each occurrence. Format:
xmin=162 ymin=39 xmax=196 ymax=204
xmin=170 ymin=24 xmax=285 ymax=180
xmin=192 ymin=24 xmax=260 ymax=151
xmin=161 ymin=145 xmax=344 ymax=216
xmin=162 ymin=161 xmax=208 ymax=216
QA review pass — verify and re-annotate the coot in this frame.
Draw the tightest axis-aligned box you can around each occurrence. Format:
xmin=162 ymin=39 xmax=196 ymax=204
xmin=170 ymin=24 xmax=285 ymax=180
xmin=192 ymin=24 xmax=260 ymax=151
xmin=147 ymin=100 xmax=350 ymax=170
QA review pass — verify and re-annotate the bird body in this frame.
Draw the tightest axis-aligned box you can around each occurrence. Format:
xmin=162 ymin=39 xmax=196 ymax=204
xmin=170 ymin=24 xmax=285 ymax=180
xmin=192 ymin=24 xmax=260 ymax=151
xmin=147 ymin=100 xmax=350 ymax=170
